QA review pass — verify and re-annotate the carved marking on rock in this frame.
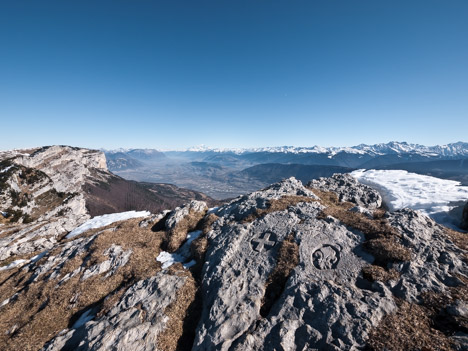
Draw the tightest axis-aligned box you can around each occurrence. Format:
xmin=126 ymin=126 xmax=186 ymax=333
xmin=312 ymin=244 xmax=341 ymax=270
xmin=252 ymin=232 xmax=276 ymax=252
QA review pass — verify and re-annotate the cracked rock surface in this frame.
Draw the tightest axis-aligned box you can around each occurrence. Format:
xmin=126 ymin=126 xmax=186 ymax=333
xmin=42 ymin=272 xmax=188 ymax=351
xmin=308 ymin=173 xmax=382 ymax=209
xmin=193 ymin=179 xmax=395 ymax=351
xmin=1 ymin=159 xmax=467 ymax=351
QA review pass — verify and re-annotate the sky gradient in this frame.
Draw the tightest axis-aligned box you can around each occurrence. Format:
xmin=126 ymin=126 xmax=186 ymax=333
xmin=1 ymin=1 xmax=467 ymax=150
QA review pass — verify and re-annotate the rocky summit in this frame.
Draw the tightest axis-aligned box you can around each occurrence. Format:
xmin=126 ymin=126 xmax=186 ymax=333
xmin=0 ymin=148 xmax=467 ymax=351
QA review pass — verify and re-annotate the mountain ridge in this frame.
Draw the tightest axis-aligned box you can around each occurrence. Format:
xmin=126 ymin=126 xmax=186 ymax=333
xmin=104 ymin=142 xmax=468 ymax=199
xmin=105 ymin=141 xmax=468 ymax=158
xmin=1 ymin=163 xmax=466 ymax=350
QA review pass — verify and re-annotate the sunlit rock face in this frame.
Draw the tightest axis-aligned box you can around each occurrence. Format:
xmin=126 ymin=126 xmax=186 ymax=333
xmin=9 ymin=145 xmax=108 ymax=193
xmin=0 ymin=146 xmax=103 ymax=260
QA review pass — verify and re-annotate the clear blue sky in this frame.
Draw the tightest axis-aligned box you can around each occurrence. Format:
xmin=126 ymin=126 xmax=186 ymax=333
xmin=1 ymin=0 xmax=467 ymax=150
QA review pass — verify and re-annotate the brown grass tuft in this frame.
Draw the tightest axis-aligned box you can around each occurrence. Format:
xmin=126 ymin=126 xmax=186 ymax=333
xmin=187 ymin=214 xmax=218 ymax=277
xmin=364 ymin=238 xmax=411 ymax=264
xmin=367 ymin=299 xmax=454 ymax=351
xmin=362 ymin=265 xmax=400 ymax=282
xmin=243 ymin=195 xmax=316 ymax=223
xmin=373 ymin=208 xmax=387 ymax=220
xmin=190 ymin=236 xmax=209 ymax=276
xmin=157 ymin=269 xmax=199 ymax=351
xmin=317 ymin=206 xmax=397 ymax=239
xmin=311 ymin=189 xmax=410 ymax=269
xmin=0 ymin=218 xmax=164 ymax=351
xmin=260 ymin=233 xmax=299 ymax=318
xmin=309 ymin=188 xmax=344 ymax=207
xmin=442 ymin=226 xmax=468 ymax=252
xmin=200 ymin=213 xmax=218 ymax=235
xmin=164 ymin=209 xmax=206 ymax=252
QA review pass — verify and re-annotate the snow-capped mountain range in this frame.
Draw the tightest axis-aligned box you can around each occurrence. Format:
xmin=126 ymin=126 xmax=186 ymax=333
xmin=105 ymin=141 xmax=468 ymax=157
xmin=102 ymin=141 xmax=468 ymax=199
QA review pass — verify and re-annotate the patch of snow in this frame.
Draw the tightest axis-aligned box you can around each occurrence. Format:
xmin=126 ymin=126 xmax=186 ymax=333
xmin=178 ymin=230 xmax=202 ymax=257
xmin=156 ymin=251 xmax=185 ymax=269
xmin=156 ymin=230 xmax=203 ymax=269
xmin=0 ymin=250 xmax=49 ymax=274
xmin=72 ymin=308 xmax=95 ymax=329
xmin=30 ymin=250 xmax=48 ymax=264
xmin=0 ymin=259 xmax=28 ymax=271
xmin=183 ymin=260 xmax=196 ymax=269
xmin=351 ymin=169 xmax=468 ymax=226
xmin=207 ymin=207 xmax=219 ymax=214
xmin=0 ymin=165 xmax=13 ymax=173
xmin=66 ymin=211 xmax=150 ymax=239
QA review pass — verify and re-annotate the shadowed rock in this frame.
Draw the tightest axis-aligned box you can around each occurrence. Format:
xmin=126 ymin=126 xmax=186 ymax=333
xmin=461 ymin=202 xmax=468 ymax=230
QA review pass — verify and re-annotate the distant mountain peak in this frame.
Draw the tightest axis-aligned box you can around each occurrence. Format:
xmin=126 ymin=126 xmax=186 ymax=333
xmin=174 ymin=141 xmax=468 ymax=157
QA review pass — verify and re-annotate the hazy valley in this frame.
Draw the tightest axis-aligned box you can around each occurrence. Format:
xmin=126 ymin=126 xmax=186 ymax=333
xmin=106 ymin=142 xmax=468 ymax=199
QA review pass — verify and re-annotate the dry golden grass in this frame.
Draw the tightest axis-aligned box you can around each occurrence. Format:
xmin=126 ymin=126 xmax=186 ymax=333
xmin=311 ymin=189 xmax=411 ymax=268
xmin=190 ymin=236 xmax=209 ymax=277
xmin=449 ymin=274 xmax=468 ymax=303
xmin=0 ymin=251 xmax=42 ymax=272
xmin=422 ymin=288 xmax=468 ymax=336
xmin=317 ymin=205 xmax=398 ymax=239
xmin=0 ymin=218 xmax=164 ymax=351
xmin=443 ymin=227 xmax=468 ymax=252
xmin=164 ymin=209 xmax=207 ymax=252
xmin=309 ymin=188 xmax=348 ymax=208
xmin=243 ymin=195 xmax=316 ymax=223
xmin=200 ymin=213 xmax=218 ymax=235
xmin=362 ymin=265 xmax=400 ymax=283
xmin=364 ymin=238 xmax=412 ymax=264
xmin=157 ymin=267 xmax=199 ymax=351
xmin=187 ymin=213 xmax=218 ymax=276
xmin=190 ymin=236 xmax=208 ymax=263
xmin=367 ymin=298 xmax=454 ymax=351
xmin=0 ymin=222 xmax=43 ymax=241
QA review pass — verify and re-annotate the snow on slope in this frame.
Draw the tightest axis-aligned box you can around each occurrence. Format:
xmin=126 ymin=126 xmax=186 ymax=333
xmin=106 ymin=142 xmax=468 ymax=157
xmin=157 ymin=230 xmax=202 ymax=269
xmin=66 ymin=211 xmax=150 ymax=239
xmin=351 ymin=169 xmax=468 ymax=227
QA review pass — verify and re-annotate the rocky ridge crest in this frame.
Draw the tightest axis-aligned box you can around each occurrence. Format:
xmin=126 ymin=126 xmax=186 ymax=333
xmin=0 ymin=146 xmax=106 ymax=262
xmin=0 ymin=155 xmax=467 ymax=350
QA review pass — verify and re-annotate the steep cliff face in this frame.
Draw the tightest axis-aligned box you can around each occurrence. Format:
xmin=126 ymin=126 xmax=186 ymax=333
xmin=12 ymin=145 xmax=108 ymax=193
xmin=0 ymin=147 xmax=97 ymax=262
xmin=0 ymin=155 xmax=466 ymax=351
xmin=0 ymin=146 xmax=109 ymax=221
xmin=0 ymin=146 xmax=215 ymax=267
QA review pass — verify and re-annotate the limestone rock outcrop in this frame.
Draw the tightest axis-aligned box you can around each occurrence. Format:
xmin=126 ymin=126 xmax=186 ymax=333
xmin=0 ymin=147 xmax=102 ymax=262
xmin=42 ymin=272 xmax=193 ymax=351
xmin=12 ymin=145 xmax=108 ymax=193
xmin=308 ymin=173 xmax=382 ymax=209
xmin=1 ymin=154 xmax=467 ymax=351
